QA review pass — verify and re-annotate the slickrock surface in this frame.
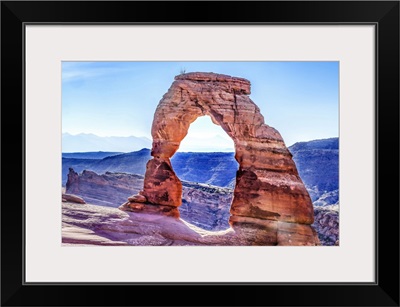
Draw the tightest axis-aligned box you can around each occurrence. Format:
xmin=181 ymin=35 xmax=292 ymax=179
xmin=62 ymin=202 xmax=318 ymax=246
xmin=124 ymin=72 xmax=316 ymax=245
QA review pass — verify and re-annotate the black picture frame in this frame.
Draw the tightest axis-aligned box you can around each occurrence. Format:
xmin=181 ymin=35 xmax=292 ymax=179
xmin=1 ymin=1 xmax=399 ymax=306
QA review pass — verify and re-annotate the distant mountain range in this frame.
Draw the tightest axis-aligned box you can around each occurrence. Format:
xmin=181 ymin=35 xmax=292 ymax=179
xmin=62 ymin=151 xmax=123 ymax=159
xmin=62 ymin=133 xmax=235 ymax=153
xmin=62 ymin=137 xmax=339 ymax=207
xmin=62 ymin=133 xmax=152 ymax=153
xmin=178 ymin=134 xmax=234 ymax=152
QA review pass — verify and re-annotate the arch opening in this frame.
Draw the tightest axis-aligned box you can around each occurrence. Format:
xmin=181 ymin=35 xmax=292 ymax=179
xmin=177 ymin=116 xmax=235 ymax=153
xmin=170 ymin=115 xmax=239 ymax=231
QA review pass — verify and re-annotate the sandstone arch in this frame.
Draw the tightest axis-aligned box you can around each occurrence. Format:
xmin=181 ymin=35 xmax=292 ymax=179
xmin=121 ymin=72 xmax=317 ymax=245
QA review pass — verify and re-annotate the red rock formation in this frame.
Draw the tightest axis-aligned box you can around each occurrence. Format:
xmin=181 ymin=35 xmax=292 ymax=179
xmin=120 ymin=200 xmax=179 ymax=218
xmin=142 ymin=158 xmax=182 ymax=207
xmin=123 ymin=72 xmax=317 ymax=245
xmin=128 ymin=194 xmax=147 ymax=203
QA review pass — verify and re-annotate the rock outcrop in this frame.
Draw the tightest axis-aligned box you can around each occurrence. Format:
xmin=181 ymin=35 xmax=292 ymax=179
xmin=66 ymin=167 xmax=80 ymax=194
xmin=62 ymin=193 xmax=86 ymax=204
xmin=122 ymin=72 xmax=317 ymax=245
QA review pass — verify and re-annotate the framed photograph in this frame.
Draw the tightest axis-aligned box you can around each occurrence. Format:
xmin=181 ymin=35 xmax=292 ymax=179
xmin=1 ymin=1 xmax=399 ymax=306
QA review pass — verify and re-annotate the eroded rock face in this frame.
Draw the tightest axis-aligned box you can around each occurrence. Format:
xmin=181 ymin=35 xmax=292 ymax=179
xmin=142 ymin=158 xmax=182 ymax=207
xmin=124 ymin=72 xmax=316 ymax=245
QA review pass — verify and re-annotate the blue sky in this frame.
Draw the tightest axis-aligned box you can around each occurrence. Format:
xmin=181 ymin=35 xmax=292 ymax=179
xmin=62 ymin=61 xmax=338 ymax=149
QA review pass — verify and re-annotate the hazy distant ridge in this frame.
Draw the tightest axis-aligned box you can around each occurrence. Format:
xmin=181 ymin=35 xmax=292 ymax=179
xmin=62 ymin=132 xmax=235 ymax=153
xmin=62 ymin=133 xmax=152 ymax=153
xmin=62 ymin=151 xmax=123 ymax=159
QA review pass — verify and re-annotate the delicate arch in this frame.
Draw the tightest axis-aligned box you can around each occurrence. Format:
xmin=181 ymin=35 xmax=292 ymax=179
xmin=122 ymin=72 xmax=314 ymax=232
